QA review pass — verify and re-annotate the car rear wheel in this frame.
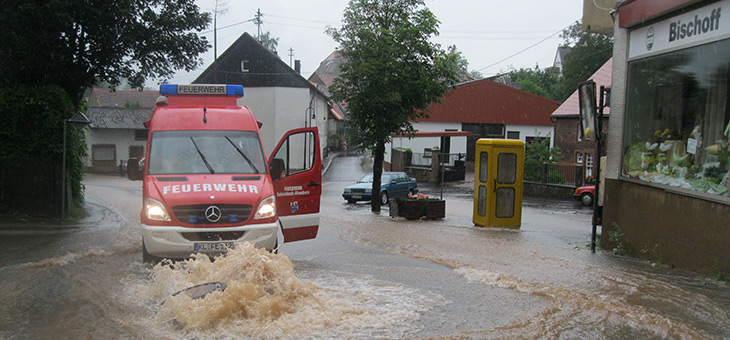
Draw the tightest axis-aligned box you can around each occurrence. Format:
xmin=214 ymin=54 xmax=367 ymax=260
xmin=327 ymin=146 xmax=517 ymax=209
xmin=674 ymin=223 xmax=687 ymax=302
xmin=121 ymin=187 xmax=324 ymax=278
xmin=580 ymin=193 xmax=594 ymax=206
xmin=380 ymin=191 xmax=389 ymax=205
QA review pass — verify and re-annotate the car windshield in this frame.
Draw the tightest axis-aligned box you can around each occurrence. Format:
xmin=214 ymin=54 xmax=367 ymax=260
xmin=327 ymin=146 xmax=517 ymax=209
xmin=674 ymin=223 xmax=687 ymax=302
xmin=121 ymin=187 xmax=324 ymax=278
xmin=358 ymin=174 xmax=392 ymax=183
xmin=147 ymin=130 xmax=266 ymax=175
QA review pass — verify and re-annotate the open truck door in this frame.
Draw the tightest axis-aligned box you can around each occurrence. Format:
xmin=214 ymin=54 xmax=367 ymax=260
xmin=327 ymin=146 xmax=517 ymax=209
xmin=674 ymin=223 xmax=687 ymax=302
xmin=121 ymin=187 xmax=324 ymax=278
xmin=269 ymin=127 xmax=321 ymax=242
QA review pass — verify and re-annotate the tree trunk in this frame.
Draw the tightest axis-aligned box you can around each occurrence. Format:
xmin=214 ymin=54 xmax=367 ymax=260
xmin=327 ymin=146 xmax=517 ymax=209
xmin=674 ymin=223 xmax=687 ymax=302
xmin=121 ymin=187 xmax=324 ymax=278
xmin=371 ymin=140 xmax=386 ymax=213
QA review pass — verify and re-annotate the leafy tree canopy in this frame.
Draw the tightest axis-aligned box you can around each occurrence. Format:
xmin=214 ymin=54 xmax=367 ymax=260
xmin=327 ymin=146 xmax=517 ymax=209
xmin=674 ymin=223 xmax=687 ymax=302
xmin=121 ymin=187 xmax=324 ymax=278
xmin=327 ymin=0 xmax=458 ymax=211
xmin=259 ymin=31 xmax=280 ymax=54
xmin=0 ymin=0 xmax=212 ymax=104
xmin=447 ymin=46 xmax=483 ymax=80
xmin=557 ymin=21 xmax=613 ymax=101
xmin=508 ymin=65 xmax=562 ymax=101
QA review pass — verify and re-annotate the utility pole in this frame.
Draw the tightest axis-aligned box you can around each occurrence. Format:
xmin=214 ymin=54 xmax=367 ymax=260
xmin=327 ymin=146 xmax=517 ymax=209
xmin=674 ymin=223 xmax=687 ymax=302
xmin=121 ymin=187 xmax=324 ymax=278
xmin=213 ymin=1 xmax=219 ymax=83
xmin=255 ymin=8 xmax=263 ymax=42
xmin=288 ymin=48 xmax=294 ymax=68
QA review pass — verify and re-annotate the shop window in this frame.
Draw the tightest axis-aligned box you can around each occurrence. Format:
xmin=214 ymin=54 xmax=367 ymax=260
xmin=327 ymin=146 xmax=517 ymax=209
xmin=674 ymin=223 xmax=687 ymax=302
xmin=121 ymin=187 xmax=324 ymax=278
xmin=623 ymin=38 xmax=730 ymax=198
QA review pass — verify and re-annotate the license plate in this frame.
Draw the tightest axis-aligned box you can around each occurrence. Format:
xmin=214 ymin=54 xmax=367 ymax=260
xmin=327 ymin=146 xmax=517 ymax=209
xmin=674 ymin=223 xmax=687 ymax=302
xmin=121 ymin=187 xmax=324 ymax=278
xmin=194 ymin=242 xmax=235 ymax=253
xmin=352 ymin=195 xmax=362 ymax=199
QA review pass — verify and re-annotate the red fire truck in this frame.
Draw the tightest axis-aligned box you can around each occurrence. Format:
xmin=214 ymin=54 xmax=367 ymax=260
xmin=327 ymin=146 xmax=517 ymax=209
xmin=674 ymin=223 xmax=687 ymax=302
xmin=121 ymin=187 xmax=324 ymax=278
xmin=140 ymin=84 xmax=321 ymax=262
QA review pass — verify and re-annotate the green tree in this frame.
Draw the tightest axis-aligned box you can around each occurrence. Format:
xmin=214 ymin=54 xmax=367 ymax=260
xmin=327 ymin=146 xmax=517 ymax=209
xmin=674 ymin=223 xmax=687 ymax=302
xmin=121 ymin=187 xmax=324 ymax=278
xmin=327 ymin=0 xmax=459 ymax=212
xmin=508 ymin=65 xmax=562 ymax=101
xmin=0 ymin=0 xmax=211 ymax=104
xmin=259 ymin=31 xmax=280 ymax=54
xmin=524 ymin=135 xmax=562 ymax=182
xmin=557 ymin=21 xmax=613 ymax=101
xmin=447 ymin=45 xmax=483 ymax=80
xmin=0 ymin=0 xmax=210 ymax=218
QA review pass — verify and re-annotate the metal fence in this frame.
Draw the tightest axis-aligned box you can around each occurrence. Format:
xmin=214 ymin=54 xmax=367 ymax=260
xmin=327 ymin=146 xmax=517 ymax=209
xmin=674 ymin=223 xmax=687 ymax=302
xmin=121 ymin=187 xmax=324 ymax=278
xmin=525 ymin=162 xmax=586 ymax=187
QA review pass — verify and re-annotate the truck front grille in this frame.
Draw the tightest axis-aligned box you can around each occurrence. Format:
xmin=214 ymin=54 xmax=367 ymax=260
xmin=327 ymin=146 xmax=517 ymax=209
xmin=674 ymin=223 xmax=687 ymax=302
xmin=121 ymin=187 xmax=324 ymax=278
xmin=171 ymin=204 xmax=253 ymax=225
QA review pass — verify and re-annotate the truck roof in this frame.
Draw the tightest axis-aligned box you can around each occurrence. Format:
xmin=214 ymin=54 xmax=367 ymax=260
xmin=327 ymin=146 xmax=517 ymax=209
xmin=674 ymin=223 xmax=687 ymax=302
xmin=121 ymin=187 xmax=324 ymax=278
xmin=149 ymin=105 xmax=260 ymax=131
xmin=147 ymin=84 xmax=259 ymax=132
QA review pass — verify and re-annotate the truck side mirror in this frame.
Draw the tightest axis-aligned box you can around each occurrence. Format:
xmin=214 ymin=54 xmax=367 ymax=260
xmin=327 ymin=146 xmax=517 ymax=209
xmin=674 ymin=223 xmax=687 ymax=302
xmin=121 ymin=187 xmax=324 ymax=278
xmin=269 ymin=158 xmax=285 ymax=179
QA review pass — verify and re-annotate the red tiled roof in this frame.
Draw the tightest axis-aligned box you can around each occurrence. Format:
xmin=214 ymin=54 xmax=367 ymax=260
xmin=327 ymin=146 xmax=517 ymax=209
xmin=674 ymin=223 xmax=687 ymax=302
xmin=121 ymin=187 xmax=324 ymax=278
xmin=419 ymin=79 xmax=559 ymax=126
xmin=551 ymin=58 xmax=612 ymax=117
xmin=87 ymin=88 xmax=159 ymax=108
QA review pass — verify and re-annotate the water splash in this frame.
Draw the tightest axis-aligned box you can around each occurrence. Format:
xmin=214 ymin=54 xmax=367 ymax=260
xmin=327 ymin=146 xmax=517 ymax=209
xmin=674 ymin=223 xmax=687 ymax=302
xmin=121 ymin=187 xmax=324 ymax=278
xmin=136 ymin=242 xmax=444 ymax=339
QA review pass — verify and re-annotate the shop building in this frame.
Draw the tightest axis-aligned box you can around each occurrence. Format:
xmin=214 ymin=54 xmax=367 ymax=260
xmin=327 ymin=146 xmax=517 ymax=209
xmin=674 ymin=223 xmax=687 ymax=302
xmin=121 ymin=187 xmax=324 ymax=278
xmin=604 ymin=0 xmax=730 ymax=273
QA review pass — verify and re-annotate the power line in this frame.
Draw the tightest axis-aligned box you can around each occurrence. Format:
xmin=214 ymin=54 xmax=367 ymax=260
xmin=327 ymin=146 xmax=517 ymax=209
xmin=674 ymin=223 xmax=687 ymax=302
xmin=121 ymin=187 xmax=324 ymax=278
xmin=267 ymin=13 xmax=338 ymax=26
xmin=474 ymin=24 xmax=570 ymax=73
xmin=201 ymin=18 xmax=255 ymax=34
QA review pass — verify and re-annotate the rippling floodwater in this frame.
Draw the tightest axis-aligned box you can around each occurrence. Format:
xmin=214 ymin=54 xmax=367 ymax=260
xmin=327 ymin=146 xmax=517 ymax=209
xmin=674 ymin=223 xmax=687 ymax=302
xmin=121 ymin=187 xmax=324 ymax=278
xmin=1 ymin=170 xmax=729 ymax=340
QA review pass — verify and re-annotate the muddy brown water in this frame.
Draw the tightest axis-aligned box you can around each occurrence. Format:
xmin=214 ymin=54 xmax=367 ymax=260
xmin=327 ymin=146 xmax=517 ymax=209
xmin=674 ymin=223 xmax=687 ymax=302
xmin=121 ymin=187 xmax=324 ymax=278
xmin=0 ymin=170 xmax=728 ymax=339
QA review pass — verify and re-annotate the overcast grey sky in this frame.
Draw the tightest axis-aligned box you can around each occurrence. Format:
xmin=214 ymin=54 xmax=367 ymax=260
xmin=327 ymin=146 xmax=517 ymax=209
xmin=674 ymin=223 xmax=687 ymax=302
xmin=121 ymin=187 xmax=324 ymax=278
xmin=168 ymin=0 xmax=584 ymax=84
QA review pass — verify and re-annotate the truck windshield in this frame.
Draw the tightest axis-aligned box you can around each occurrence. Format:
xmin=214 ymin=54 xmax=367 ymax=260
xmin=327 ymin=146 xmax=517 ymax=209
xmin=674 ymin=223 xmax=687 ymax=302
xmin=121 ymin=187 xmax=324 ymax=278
xmin=147 ymin=130 xmax=266 ymax=175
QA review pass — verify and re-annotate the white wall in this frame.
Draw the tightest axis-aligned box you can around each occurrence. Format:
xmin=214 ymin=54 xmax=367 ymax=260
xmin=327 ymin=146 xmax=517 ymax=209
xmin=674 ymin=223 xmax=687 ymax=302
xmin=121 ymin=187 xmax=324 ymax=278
xmin=385 ymin=122 xmax=554 ymax=165
xmin=504 ymin=125 xmax=555 ymax=147
xmin=240 ymin=87 xmax=328 ymax=159
xmin=385 ymin=122 xmax=466 ymax=164
xmin=84 ymin=129 xmax=146 ymax=167
xmin=606 ymin=16 xmax=627 ymax=180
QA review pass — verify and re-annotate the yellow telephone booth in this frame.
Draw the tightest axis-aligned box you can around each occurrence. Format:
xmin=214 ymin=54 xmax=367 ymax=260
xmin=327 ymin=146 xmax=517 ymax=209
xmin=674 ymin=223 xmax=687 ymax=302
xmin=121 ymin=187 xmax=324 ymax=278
xmin=473 ymin=139 xmax=525 ymax=228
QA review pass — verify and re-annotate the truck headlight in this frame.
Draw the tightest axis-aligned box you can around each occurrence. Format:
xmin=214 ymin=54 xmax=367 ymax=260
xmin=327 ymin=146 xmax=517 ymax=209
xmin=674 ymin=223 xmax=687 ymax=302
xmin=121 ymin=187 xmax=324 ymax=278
xmin=145 ymin=197 xmax=171 ymax=221
xmin=365 ymin=188 xmax=372 ymax=193
xmin=254 ymin=195 xmax=276 ymax=220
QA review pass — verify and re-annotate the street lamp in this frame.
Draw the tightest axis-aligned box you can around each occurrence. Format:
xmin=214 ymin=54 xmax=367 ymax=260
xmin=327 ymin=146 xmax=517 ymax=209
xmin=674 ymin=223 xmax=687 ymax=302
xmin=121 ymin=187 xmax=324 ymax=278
xmin=61 ymin=111 xmax=91 ymax=219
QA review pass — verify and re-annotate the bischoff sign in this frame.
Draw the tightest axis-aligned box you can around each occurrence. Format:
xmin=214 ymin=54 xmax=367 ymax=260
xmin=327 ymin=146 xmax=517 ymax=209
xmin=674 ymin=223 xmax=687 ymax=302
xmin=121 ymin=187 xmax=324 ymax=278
xmin=629 ymin=0 xmax=730 ymax=59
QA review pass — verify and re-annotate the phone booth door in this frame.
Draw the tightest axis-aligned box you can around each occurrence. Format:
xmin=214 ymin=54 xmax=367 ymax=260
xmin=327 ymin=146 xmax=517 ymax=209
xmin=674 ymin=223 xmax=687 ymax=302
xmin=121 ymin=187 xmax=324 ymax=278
xmin=473 ymin=139 xmax=524 ymax=228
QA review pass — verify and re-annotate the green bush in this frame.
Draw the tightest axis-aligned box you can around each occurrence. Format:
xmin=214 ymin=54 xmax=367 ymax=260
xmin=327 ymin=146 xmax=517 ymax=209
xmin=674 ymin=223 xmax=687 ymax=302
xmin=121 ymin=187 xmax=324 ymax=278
xmin=0 ymin=86 xmax=87 ymax=207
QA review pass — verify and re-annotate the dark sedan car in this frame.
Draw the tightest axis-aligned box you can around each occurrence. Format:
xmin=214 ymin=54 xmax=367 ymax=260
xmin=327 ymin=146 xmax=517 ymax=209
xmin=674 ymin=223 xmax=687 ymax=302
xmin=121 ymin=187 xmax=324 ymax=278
xmin=343 ymin=172 xmax=418 ymax=204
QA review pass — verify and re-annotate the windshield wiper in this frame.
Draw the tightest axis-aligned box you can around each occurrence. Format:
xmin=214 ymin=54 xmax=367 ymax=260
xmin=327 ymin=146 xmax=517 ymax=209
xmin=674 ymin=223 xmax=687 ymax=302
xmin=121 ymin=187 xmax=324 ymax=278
xmin=189 ymin=137 xmax=215 ymax=174
xmin=225 ymin=136 xmax=259 ymax=173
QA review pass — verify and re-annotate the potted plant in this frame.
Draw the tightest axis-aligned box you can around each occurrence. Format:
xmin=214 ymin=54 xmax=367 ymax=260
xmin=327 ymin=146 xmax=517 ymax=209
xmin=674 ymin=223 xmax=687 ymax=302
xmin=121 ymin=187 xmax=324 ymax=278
xmin=391 ymin=194 xmax=445 ymax=220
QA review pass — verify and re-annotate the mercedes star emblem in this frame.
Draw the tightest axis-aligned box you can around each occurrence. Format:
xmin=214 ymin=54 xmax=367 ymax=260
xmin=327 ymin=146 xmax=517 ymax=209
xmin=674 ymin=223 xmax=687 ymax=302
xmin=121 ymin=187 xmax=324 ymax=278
xmin=205 ymin=206 xmax=222 ymax=223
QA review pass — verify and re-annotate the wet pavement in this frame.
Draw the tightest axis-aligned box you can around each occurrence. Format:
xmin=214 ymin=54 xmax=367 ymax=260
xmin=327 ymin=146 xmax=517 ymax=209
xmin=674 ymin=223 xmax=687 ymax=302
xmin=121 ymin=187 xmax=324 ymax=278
xmin=1 ymin=155 xmax=728 ymax=339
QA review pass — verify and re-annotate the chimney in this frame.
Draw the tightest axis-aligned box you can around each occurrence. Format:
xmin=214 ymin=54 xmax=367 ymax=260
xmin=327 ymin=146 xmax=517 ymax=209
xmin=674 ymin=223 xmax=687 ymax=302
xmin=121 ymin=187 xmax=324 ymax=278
xmin=294 ymin=60 xmax=301 ymax=74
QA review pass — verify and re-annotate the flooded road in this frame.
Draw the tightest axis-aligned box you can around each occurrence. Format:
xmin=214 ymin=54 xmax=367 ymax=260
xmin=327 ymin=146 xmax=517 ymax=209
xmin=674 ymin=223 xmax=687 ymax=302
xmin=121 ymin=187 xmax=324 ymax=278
xmin=1 ymin=155 xmax=729 ymax=339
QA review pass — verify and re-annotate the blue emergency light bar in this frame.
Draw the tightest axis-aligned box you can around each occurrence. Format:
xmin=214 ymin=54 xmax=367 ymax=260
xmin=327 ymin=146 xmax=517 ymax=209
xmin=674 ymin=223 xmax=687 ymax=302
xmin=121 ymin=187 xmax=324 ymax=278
xmin=159 ymin=84 xmax=244 ymax=97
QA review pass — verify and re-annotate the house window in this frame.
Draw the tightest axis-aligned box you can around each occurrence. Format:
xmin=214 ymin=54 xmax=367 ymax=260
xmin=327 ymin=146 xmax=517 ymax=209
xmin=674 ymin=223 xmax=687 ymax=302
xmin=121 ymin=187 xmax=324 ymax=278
xmin=241 ymin=60 xmax=249 ymax=72
xmin=507 ymin=131 xmax=520 ymax=139
xmin=134 ymin=129 xmax=148 ymax=141
xmin=576 ymin=151 xmax=583 ymax=164
xmin=92 ymin=144 xmax=115 ymax=161
xmin=623 ymin=37 xmax=730 ymax=198
xmin=92 ymin=144 xmax=116 ymax=167
xmin=440 ymin=136 xmax=451 ymax=154
xmin=585 ymin=153 xmax=593 ymax=177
